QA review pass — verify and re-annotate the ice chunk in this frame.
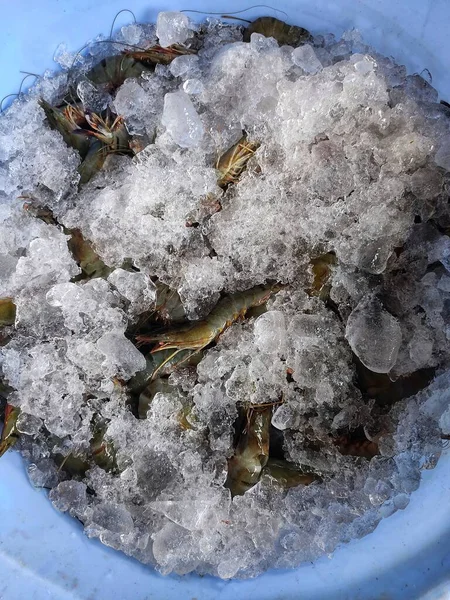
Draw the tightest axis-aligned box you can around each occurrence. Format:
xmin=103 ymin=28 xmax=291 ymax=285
xmin=77 ymin=80 xmax=111 ymax=113
xmin=150 ymin=499 xmax=211 ymax=531
xmin=254 ymin=311 xmax=286 ymax=355
xmin=96 ymin=330 xmax=146 ymax=378
xmin=54 ymin=43 xmax=82 ymax=70
xmin=50 ymin=481 xmax=88 ymax=513
xmin=271 ymin=403 xmax=300 ymax=430
xmin=161 ymin=91 xmax=204 ymax=148
xmin=11 ymin=228 xmax=80 ymax=294
xmin=108 ymin=268 xmax=156 ymax=314
xmin=91 ymin=503 xmax=134 ymax=533
xmin=169 ymin=55 xmax=199 ymax=78
xmin=438 ymin=275 xmax=450 ymax=293
xmin=183 ymin=78 xmax=204 ymax=95
xmin=119 ymin=24 xmax=143 ymax=46
xmin=27 ymin=460 xmax=58 ymax=488
xmin=291 ymin=44 xmax=323 ymax=74
xmin=345 ymin=297 xmax=402 ymax=373
xmin=156 ymin=12 xmax=192 ymax=48
xmin=152 ymin=522 xmax=200 ymax=575
xmin=435 ymin=141 xmax=450 ymax=171
xmin=410 ymin=168 xmax=443 ymax=199
xmin=16 ymin=412 xmax=42 ymax=435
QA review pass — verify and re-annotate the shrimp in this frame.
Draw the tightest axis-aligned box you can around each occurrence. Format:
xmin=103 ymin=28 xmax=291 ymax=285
xmin=90 ymin=430 xmax=117 ymax=473
xmin=309 ymin=252 xmax=337 ymax=300
xmin=128 ymin=348 xmax=201 ymax=397
xmin=68 ymin=228 xmax=112 ymax=281
xmin=136 ymin=285 xmax=280 ymax=372
xmin=86 ymin=54 xmax=151 ymax=92
xmin=77 ymin=139 xmax=108 ymax=186
xmin=39 ymin=98 xmax=91 ymax=158
xmin=62 ymin=104 xmax=88 ymax=128
xmin=261 ymin=458 xmax=318 ymax=489
xmin=226 ymin=404 xmax=272 ymax=496
xmin=154 ymin=282 xmax=186 ymax=323
xmin=243 ymin=17 xmax=312 ymax=47
xmin=122 ymin=44 xmax=197 ymax=66
xmin=55 ymin=424 xmax=117 ymax=475
xmin=41 ymin=97 xmax=132 ymax=186
xmin=333 ymin=433 xmax=380 ymax=459
xmin=22 ymin=200 xmax=111 ymax=279
xmin=78 ymin=110 xmax=131 ymax=153
xmin=216 ymin=134 xmax=260 ymax=189
xmin=0 ymin=298 xmax=16 ymax=327
xmin=0 ymin=404 xmax=20 ymax=458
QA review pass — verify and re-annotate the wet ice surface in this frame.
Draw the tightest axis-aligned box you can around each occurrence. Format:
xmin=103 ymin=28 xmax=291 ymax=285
xmin=1 ymin=13 xmax=450 ymax=579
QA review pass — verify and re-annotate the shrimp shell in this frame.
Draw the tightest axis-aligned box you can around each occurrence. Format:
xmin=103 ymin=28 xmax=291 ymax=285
xmin=0 ymin=404 xmax=19 ymax=458
xmin=226 ymin=405 xmax=272 ymax=496
xmin=216 ymin=135 xmax=260 ymax=189
xmin=243 ymin=17 xmax=312 ymax=47
xmin=137 ymin=285 xmax=280 ymax=353
xmin=122 ymin=44 xmax=197 ymax=66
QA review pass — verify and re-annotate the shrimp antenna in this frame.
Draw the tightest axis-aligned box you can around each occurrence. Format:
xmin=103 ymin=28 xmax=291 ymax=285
xmin=0 ymin=73 xmax=40 ymax=112
xmin=19 ymin=71 xmax=41 ymax=79
xmin=109 ymin=9 xmax=137 ymax=39
xmin=221 ymin=16 xmax=252 ymax=23
xmin=420 ymin=68 xmax=432 ymax=83
xmin=0 ymin=94 xmax=18 ymax=112
xmin=181 ymin=5 xmax=288 ymax=19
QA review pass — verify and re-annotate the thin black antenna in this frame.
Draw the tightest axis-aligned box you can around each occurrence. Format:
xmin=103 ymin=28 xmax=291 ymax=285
xmin=221 ymin=15 xmax=252 ymax=23
xmin=0 ymin=73 xmax=40 ymax=112
xmin=109 ymin=9 xmax=137 ymax=39
xmin=181 ymin=5 xmax=288 ymax=18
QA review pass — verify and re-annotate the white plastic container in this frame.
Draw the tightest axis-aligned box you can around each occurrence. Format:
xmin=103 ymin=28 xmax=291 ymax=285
xmin=1 ymin=2 xmax=450 ymax=598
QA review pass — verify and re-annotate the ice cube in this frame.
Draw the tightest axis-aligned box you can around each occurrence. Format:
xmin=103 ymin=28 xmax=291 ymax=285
xmin=161 ymin=90 xmax=204 ymax=148
xmin=27 ymin=459 xmax=58 ymax=488
xmin=292 ymin=45 xmax=323 ymax=74
xmin=253 ymin=311 xmax=286 ymax=355
xmin=169 ymin=55 xmax=199 ymax=78
xmin=156 ymin=12 xmax=192 ymax=48
xmin=183 ymin=78 xmax=205 ymax=95
xmin=96 ymin=330 xmax=146 ymax=378
xmin=49 ymin=481 xmax=88 ymax=513
xmin=108 ymin=268 xmax=156 ymax=314
xmin=77 ymin=80 xmax=111 ymax=113
xmin=91 ymin=502 xmax=134 ymax=533
xmin=345 ymin=297 xmax=402 ymax=373
xmin=16 ymin=412 xmax=42 ymax=435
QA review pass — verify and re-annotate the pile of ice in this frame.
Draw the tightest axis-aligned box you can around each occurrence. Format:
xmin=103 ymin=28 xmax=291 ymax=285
xmin=1 ymin=12 xmax=450 ymax=579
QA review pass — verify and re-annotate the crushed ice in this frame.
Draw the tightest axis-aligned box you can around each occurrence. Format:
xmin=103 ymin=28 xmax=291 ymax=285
xmin=0 ymin=13 xmax=450 ymax=580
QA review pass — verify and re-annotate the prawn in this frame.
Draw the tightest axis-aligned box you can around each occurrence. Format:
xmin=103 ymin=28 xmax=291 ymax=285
xmin=128 ymin=348 xmax=202 ymax=396
xmin=0 ymin=404 xmax=20 ymax=458
xmin=154 ymin=282 xmax=186 ymax=323
xmin=261 ymin=458 xmax=318 ymax=489
xmin=39 ymin=98 xmax=91 ymax=158
xmin=75 ymin=110 xmax=131 ymax=153
xmin=0 ymin=298 xmax=16 ymax=327
xmin=85 ymin=54 xmax=151 ymax=92
xmin=243 ymin=17 xmax=312 ymax=46
xmin=122 ymin=44 xmax=197 ymax=66
xmin=136 ymin=285 xmax=280 ymax=379
xmin=309 ymin=252 xmax=337 ymax=300
xmin=226 ymin=404 xmax=272 ymax=496
xmin=333 ymin=433 xmax=380 ymax=459
xmin=216 ymin=134 xmax=260 ymax=189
